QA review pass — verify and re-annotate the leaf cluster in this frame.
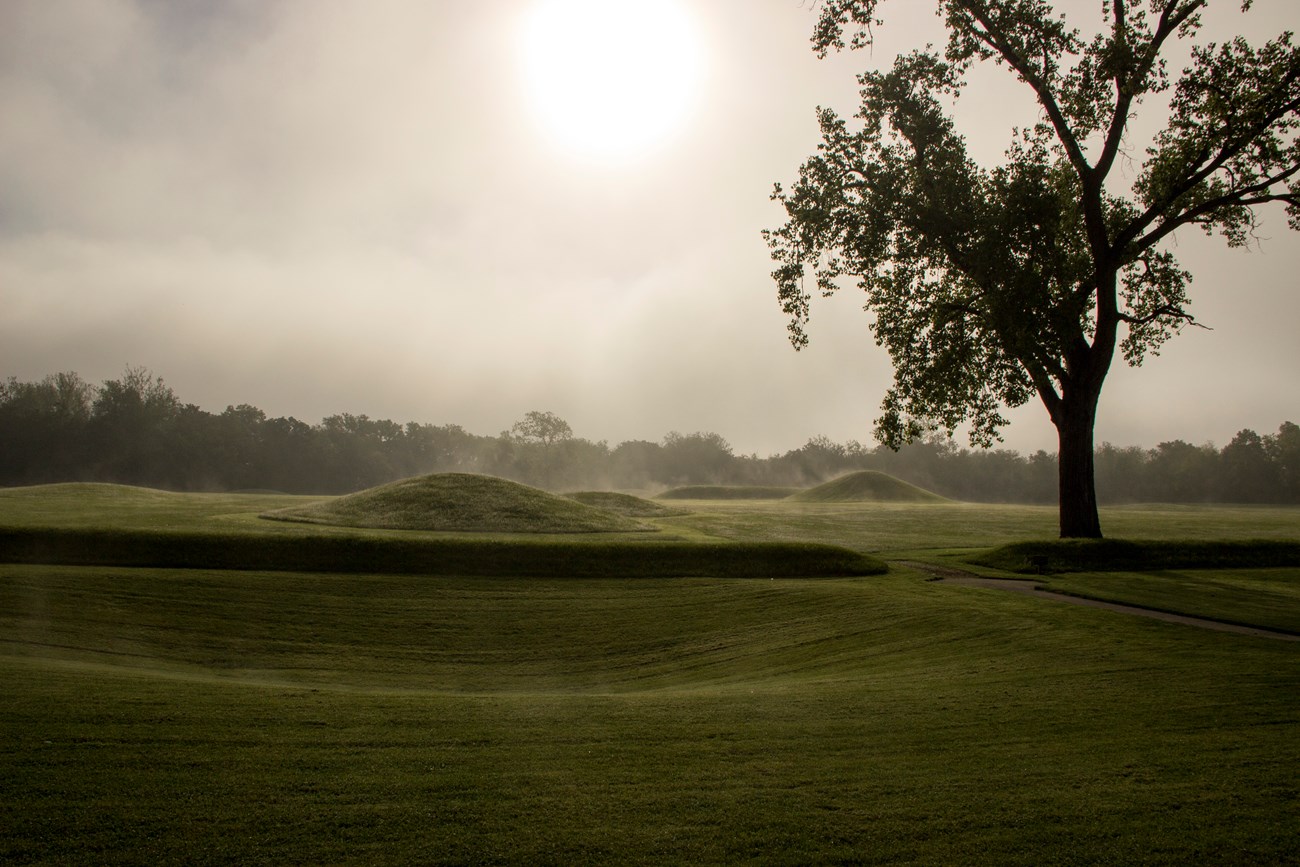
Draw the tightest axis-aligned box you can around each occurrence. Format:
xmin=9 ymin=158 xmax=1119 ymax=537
xmin=770 ymin=0 xmax=1299 ymax=448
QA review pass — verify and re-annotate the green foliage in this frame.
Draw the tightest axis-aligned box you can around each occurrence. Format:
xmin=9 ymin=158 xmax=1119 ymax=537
xmin=789 ymin=469 xmax=947 ymax=503
xmin=5 ymin=370 xmax=1300 ymax=506
xmin=767 ymin=1 xmax=1300 ymax=536
xmin=509 ymin=409 xmax=574 ymax=447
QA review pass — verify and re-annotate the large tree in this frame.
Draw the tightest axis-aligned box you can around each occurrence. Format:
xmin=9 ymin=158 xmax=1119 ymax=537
xmin=765 ymin=0 xmax=1299 ymax=536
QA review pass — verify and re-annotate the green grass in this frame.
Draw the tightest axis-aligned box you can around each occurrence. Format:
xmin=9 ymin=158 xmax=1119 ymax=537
xmin=970 ymin=538 xmax=1300 ymax=574
xmin=3 ymin=565 xmax=1298 ymax=864
xmin=657 ymin=485 xmax=800 ymax=500
xmin=649 ymin=500 xmax=1300 ymax=554
xmin=0 ymin=526 xmax=885 ymax=578
xmin=0 ymin=482 xmax=315 ymax=532
xmin=564 ymin=490 xmax=688 ymax=517
xmin=1 ymin=485 xmax=1299 ymax=863
xmin=788 ymin=470 xmax=948 ymax=503
xmin=264 ymin=473 xmax=648 ymax=533
xmin=1036 ymin=569 xmax=1300 ymax=635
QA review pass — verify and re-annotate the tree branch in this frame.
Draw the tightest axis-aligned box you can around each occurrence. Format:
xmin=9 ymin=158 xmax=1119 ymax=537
xmin=1093 ymin=0 xmax=1208 ymax=185
xmin=1117 ymin=304 xmax=1207 ymax=329
xmin=1131 ymin=163 xmax=1300 ymax=251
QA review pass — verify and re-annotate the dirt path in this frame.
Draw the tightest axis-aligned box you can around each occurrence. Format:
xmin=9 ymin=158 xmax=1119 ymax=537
xmin=895 ymin=560 xmax=1300 ymax=642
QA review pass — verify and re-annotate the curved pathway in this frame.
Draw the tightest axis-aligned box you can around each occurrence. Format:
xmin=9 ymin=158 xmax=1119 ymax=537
xmin=895 ymin=560 xmax=1300 ymax=642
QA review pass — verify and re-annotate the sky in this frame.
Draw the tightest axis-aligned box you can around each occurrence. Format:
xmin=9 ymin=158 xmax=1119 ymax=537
xmin=2 ymin=0 xmax=1297 ymax=457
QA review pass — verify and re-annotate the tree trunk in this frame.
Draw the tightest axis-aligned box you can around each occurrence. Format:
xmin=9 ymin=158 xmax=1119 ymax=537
xmin=1056 ymin=398 xmax=1103 ymax=538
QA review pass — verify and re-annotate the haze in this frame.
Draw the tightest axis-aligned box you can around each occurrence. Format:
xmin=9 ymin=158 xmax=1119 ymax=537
xmin=3 ymin=0 xmax=1297 ymax=457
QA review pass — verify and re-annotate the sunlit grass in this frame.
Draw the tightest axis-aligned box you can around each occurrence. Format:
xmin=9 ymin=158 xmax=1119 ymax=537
xmin=1 ymin=484 xmax=1298 ymax=862
xmin=2 ymin=566 xmax=1297 ymax=864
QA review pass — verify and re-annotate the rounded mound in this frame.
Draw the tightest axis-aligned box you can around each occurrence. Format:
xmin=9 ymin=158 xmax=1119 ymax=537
xmin=565 ymin=491 xmax=687 ymax=518
xmin=263 ymin=473 xmax=649 ymax=533
xmin=789 ymin=471 xmax=947 ymax=503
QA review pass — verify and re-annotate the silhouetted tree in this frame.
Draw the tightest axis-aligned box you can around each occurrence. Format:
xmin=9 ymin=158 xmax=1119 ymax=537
xmin=1095 ymin=443 xmax=1149 ymax=504
xmin=656 ymin=432 xmax=735 ymax=486
xmin=1145 ymin=440 xmax=1218 ymax=502
xmin=1268 ymin=421 xmax=1300 ymax=503
xmin=5 ymin=368 xmax=1300 ymax=504
xmin=510 ymin=411 xmax=573 ymax=448
xmin=1219 ymin=428 xmax=1278 ymax=502
xmin=767 ymin=0 xmax=1300 ymax=536
xmin=609 ymin=440 xmax=663 ymax=490
xmin=89 ymin=367 xmax=182 ymax=486
xmin=0 ymin=371 xmax=93 ymax=484
xmin=504 ymin=411 xmax=576 ymax=488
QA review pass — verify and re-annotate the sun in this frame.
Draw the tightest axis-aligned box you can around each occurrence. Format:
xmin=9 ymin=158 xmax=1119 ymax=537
xmin=517 ymin=0 xmax=705 ymax=164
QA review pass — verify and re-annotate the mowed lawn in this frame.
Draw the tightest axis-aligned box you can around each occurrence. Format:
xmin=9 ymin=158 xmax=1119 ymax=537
xmin=0 ymin=488 xmax=1298 ymax=863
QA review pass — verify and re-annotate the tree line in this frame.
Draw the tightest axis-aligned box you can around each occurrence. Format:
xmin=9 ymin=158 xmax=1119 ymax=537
xmin=2 ymin=369 xmax=1297 ymax=504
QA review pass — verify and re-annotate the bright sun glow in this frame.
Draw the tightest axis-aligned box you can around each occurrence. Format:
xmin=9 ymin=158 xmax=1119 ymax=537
xmin=518 ymin=0 xmax=704 ymax=164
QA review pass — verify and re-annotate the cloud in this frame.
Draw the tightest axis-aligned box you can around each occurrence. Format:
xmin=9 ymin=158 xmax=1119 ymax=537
xmin=2 ymin=0 xmax=1298 ymax=459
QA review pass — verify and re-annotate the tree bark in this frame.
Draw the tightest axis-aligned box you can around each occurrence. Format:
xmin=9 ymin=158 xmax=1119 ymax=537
xmin=1055 ymin=396 xmax=1103 ymax=538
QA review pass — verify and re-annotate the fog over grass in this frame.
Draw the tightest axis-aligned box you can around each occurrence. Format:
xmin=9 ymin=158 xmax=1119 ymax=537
xmin=3 ymin=0 xmax=1298 ymax=456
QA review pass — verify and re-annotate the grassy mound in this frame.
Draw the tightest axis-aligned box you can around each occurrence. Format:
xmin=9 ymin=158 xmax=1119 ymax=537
xmin=657 ymin=485 xmax=801 ymax=500
xmin=263 ymin=473 xmax=647 ymax=534
xmin=789 ymin=471 xmax=947 ymax=504
xmin=565 ymin=491 xmax=687 ymax=518
xmin=970 ymin=538 xmax=1300 ymax=574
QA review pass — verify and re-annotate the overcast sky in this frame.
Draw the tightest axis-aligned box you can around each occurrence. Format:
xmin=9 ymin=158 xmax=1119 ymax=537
xmin=3 ymin=0 xmax=1297 ymax=456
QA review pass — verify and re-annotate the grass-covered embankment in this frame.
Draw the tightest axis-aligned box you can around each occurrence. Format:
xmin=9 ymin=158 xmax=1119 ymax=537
xmin=966 ymin=539 xmax=1300 ymax=633
xmin=0 ymin=526 xmax=885 ymax=578
xmin=970 ymin=538 xmax=1300 ymax=573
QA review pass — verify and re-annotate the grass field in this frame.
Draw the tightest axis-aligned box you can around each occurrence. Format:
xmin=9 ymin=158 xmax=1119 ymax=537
xmin=1039 ymin=569 xmax=1300 ymax=634
xmin=1 ymin=483 xmax=1298 ymax=864
xmin=789 ymin=470 xmax=948 ymax=503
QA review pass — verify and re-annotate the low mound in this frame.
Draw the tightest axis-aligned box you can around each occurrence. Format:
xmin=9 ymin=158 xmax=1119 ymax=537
xmin=565 ymin=491 xmax=687 ymax=518
xmin=789 ymin=471 xmax=947 ymax=503
xmin=0 ymin=482 xmax=183 ymax=504
xmin=657 ymin=486 xmax=800 ymax=501
xmin=262 ymin=473 xmax=648 ymax=533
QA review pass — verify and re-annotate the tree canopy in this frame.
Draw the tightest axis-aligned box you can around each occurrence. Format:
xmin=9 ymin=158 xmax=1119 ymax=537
xmin=509 ymin=410 xmax=574 ymax=448
xmin=3 ymin=369 xmax=1297 ymax=503
xmin=765 ymin=0 xmax=1299 ymax=536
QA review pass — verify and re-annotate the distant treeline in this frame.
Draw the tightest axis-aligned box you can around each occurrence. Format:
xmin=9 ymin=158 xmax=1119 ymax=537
xmin=3 ymin=369 xmax=1298 ymax=504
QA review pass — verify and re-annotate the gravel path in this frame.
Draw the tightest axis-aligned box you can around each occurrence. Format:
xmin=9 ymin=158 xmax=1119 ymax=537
xmin=895 ymin=560 xmax=1300 ymax=642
